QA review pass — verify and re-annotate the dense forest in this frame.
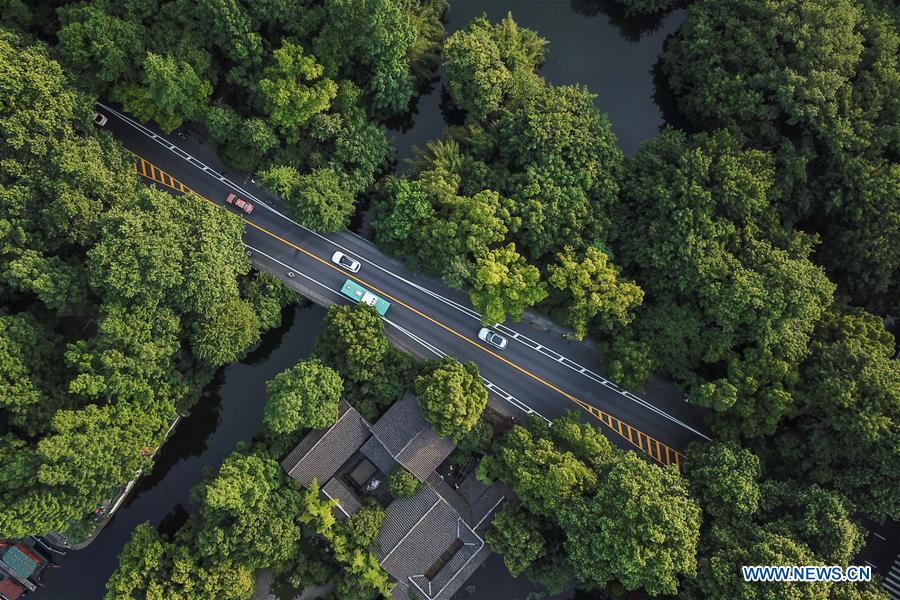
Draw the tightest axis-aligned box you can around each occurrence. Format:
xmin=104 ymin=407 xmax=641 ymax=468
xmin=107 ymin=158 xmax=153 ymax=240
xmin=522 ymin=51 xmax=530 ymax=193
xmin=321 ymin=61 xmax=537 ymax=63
xmin=0 ymin=0 xmax=898 ymax=599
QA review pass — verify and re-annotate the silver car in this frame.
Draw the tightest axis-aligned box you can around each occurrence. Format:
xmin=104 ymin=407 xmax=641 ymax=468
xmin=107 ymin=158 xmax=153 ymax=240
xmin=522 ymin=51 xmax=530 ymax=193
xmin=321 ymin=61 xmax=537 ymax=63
xmin=478 ymin=327 xmax=508 ymax=350
xmin=332 ymin=251 xmax=361 ymax=273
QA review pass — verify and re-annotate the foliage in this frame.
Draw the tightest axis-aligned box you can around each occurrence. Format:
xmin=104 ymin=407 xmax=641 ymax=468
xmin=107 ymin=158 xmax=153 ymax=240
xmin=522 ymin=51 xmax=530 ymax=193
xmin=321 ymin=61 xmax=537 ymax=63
xmin=486 ymin=503 xmax=546 ymax=576
xmin=443 ymin=13 xmax=546 ymax=120
xmin=313 ymin=304 xmax=388 ymax=384
xmin=479 ymin=423 xmax=597 ymax=517
xmin=470 ymin=243 xmax=548 ymax=325
xmin=313 ymin=0 xmax=419 ymax=116
xmin=614 ymin=129 xmax=834 ymax=438
xmin=260 ymin=165 xmax=354 ymax=232
xmin=768 ymin=308 xmax=900 ymax=521
xmin=547 ymin=246 xmax=643 ymax=339
xmin=112 ymin=52 xmax=212 ymax=133
xmin=263 ymin=358 xmax=343 ymax=441
xmin=415 ymin=357 xmax=488 ymax=440
xmin=560 ymin=453 xmax=700 ymax=596
xmin=662 ymin=0 xmax=900 ymax=312
xmin=387 ymin=467 xmax=421 ymax=498
xmin=259 ymin=41 xmax=337 ymax=143
xmin=682 ymin=442 xmax=867 ymax=600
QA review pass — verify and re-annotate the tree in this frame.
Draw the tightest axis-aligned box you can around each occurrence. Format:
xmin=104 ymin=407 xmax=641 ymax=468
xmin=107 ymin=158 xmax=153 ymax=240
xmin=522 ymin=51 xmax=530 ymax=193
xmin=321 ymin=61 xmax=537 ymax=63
xmin=470 ymin=243 xmax=547 ymax=325
xmin=314 ymin=0 xmax=418 ymax=115
xmin=387 ymin=467 xmax=421 ymax=498
xmin=443 ymin=14 xmax=546 ymax=120
xmin=683 ymin=443 xmax=867 ymax=600
xmin=547 ymin=246 xmax=643 ymax=339
xmin=559 ymin=452 xmax=700 ymax=596
xmin=191 ymin=297 xmax=260 ymax=366
xmin=769 ymin=308 xmax=900 ymax=521
xmin=662 ymin=0 xmax=900 ymax=312
xmin=0 ymin=313 xmax=65 ymax=435
xmin=113 ymin=52 xmax=212 ymax=133
xmin=56 ymin=3 xmax=145 ymax=93
xmin=263 ymin=359 xmax=343 ymax=437
xmin=479 ymin=424 xmax=597 ymax=517
xmin=104 ymin=522 xmax=256 ymax=600
xmin=259 ymin=42 xmax=337 ymax=143
xmin=415 ymin=357 xmax=488 ymax=440
xmin=614 ymin=129 xmax=834 ymax=438
xmin=313 ymin=304 xmax=389 ymax=383
xmin=684 ymin=441 xmax=761 ymax=522
xmin=259 ymin=165 xmax=354 ymax=231
xmin=485 ymin=503 xmax=546 ymax=576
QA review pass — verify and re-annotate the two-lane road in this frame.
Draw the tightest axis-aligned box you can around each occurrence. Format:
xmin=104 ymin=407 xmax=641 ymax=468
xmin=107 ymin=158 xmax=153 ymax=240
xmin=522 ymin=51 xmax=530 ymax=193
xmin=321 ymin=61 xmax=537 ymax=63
xmin=100 ymin=103 xmax=710 ymax=466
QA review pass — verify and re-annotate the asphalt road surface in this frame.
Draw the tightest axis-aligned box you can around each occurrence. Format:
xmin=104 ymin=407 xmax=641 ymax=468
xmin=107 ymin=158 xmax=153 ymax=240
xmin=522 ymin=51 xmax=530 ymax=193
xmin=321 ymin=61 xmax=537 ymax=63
xmin=97 ymin=102 xmax=711 ymax=467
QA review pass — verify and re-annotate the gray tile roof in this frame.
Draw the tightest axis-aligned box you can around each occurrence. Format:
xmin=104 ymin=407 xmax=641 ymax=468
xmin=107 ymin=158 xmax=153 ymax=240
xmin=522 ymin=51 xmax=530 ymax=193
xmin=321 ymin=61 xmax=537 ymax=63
xmin=371 ymin=394 xmax=455 ymax=481
xmin=360 ymin=435 xmax=398 ymax=475
xmin=322 ymin=477 xmax=362 ymax=518
xmin=281 ymin=400 xmax=371 ymax=487
xmin=377 ymin=480 xmax=504 ymax=600
xmin=427 ymin=472 xmax=473 ymax=524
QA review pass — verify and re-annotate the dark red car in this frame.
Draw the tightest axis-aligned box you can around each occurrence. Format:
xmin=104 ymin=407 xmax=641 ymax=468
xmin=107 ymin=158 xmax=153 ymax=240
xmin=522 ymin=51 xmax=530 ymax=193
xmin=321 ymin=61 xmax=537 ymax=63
xmin=225 ymin=192 xmax=254 ymax=214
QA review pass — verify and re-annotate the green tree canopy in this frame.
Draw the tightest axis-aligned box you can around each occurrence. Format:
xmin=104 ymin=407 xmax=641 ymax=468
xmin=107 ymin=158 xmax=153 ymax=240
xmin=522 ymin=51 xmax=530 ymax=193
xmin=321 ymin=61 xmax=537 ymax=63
xmin=485 ymin=503 xmax=546 ymax=577
xmin=614 ymin=129 xmax=834 ymax=438
xmin=479 ymin=424 xmax=597 ymax=517
xmin=387 ymin=467 xmax=421 ymax=498
xmin=415 ymin=357 xmax=487 ymax=440
xmin=313 ymin=304 xmax=389 ymax=383
xmin=560 ymin=452 xmax=700 ymax=596
xmin=769 ymin=308 xmax=900 ymax=521
xmin=259 ymin=41 xmax=337 ymax=143
xmin=547 ymin=246 xmax=643 ymax=339
xmin=263 ymin=358 xmax=343 ymax=437
xmin=470 ymin=243 xmax=547 ymax=325
xmin=113 ymin=52 xmax=212 ymax=133
xmin=443 ymin=13 xmax=546 ymax=120
xmin=260 ymin=165 xmax=354 ymax=232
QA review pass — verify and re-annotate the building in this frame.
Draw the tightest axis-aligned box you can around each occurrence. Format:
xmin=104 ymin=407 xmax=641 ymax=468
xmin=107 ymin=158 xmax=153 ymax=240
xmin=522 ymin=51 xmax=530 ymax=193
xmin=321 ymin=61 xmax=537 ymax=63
xmin=0 ymin=540 xmax=51 ymax=600
xmin=282 ymin=395 xmax=507 ymax=600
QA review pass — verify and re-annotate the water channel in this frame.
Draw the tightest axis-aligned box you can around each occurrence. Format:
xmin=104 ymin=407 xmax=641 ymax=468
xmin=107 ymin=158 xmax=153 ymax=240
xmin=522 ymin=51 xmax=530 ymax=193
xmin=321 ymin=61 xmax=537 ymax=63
xmin=35 ymin=2 xmax=684 ymax=598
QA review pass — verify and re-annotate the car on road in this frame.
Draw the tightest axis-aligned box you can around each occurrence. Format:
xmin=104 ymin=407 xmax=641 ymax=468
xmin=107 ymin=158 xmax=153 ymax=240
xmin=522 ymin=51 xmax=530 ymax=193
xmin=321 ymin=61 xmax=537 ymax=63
xmin=478 ymin=327 xmax=508 ymax=350
xmin=92 ymin=111 xmax=108 ymax=126
xmin=331 ymin=251 xmax=361 ymax=273
xmin=225 ymin=192 xmax=254 ymax=214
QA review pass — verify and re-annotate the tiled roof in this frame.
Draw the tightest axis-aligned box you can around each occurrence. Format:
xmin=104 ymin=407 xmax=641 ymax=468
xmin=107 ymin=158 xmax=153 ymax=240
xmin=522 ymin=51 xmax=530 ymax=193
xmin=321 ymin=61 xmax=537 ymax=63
xmin=371 ymin=394 xmax=425 ymax=451
xmin=0 ymin=547 xmax=37 ymax=580
xmin=371 ymin=394 xmax=455 ymax=481
xmin=427 ymin=472 xmax=473 ymax=524
xmin=281 ymin=400 xmax=371 ymax=487
xmin=377 ymin=481 xmax=503 ymax=600
xmin=360 ymin=435 xmax=398 ymax=475
xmin=322 ymin=477 xmax=362 ymax=518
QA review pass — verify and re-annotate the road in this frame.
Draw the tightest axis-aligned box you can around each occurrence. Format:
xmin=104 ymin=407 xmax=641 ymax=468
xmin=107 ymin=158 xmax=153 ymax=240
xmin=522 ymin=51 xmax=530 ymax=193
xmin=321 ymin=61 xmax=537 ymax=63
xmin=98 ymin=103 xmax=710 ymax=467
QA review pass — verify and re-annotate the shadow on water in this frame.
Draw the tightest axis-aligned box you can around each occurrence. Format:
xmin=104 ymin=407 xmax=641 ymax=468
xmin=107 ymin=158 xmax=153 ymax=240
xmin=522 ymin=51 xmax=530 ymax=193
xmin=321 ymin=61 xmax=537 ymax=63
xmin=569 ymin=0 xmax=669 ymax=42
xmin=35 ymin=303 xmax=326 ymax=599
xmin=388 ymin=0 xmax=686 ymax=165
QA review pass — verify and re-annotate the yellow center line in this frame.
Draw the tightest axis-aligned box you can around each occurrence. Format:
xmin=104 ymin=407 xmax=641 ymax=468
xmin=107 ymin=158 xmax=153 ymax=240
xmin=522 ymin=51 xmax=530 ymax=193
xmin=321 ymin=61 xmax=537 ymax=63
xmin=129 ymin=152 xmax=685 ymax=466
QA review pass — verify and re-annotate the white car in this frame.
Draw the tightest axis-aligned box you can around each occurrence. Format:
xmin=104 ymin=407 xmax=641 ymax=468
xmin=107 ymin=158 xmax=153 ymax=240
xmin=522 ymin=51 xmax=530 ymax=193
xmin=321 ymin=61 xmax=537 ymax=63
xmin=92 ymin=111 xmax=108 ymax=126
xmin=332 ymin=251 xmax=361 ymax=273
xmin=478 ymin=327 xmax=508 ymax=350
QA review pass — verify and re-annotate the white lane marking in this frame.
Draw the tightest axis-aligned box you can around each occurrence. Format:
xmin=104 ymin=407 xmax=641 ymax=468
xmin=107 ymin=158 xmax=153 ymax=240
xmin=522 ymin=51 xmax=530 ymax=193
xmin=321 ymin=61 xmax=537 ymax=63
xmin=874 ymin=532 xmax=886 ymax=541
xmin=102 ymin=102 xmax=704 ymax=440
xmin=244 ymin=243 xmax=539 ymax=419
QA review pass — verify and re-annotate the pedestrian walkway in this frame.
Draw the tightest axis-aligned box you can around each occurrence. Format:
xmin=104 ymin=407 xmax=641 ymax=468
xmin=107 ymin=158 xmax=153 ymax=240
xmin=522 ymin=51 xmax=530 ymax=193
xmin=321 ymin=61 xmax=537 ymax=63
xmin=884 ymin=554 xmax=900 ymax=600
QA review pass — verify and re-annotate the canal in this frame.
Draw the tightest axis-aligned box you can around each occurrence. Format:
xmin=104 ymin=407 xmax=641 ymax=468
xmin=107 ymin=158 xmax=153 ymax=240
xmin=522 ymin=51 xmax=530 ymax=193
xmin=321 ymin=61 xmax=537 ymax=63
xmin=35 ymin=2 xmax=683 ymax=598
